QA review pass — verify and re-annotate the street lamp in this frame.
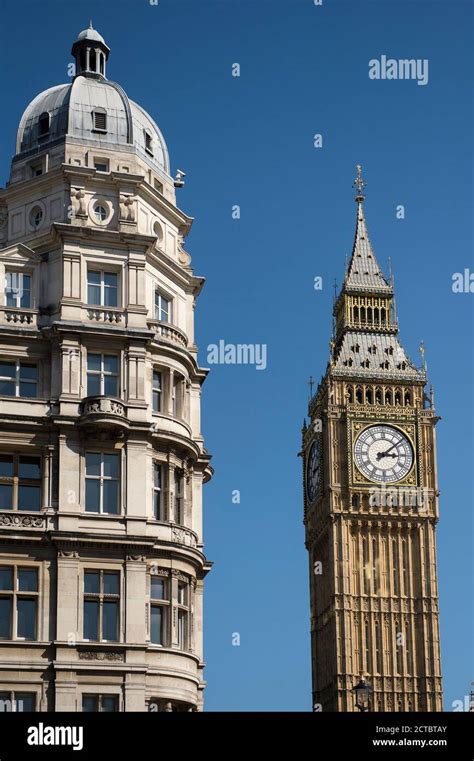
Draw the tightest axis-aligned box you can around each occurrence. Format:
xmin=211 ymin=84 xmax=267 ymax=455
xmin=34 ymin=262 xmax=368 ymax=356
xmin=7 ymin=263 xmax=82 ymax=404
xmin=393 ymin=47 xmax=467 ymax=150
xmin=352 ymin=677 xmax=372 ymax=712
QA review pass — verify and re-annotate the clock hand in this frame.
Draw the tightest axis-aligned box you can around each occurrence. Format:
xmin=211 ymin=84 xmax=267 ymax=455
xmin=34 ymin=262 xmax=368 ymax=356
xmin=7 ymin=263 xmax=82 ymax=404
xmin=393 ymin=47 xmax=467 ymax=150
xmin=376 ymin=441 xmax=401 ymax=460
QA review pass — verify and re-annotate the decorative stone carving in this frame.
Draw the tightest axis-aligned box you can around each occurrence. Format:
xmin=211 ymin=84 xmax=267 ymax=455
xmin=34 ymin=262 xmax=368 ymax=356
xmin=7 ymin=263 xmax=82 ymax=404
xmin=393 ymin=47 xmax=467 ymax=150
xmin=87 ymin=309 xmax=123 ymax=324
xmin=171 ymin=526 xmax=197 ymax=548
xmin=171 ymin=569 xmax=188 ymax=582
xmin=71 ymin=188 xmax=86 ymax=217
xmin=57 ymin=549 xmax=79 ymax=558
xmin=119 ymin=194 xmax=136 ymax=222
xmin=126 ymin=553 xmax=146 ymax=562
xmin=78 ymin=650 xmax=125 ymax=662
xmin=149 ymin=565 xmax=169 ymax=577
xmin=0 ymin=513 xmax=44 ymax=528
xmin=83 ymin=397 xmax=125 ymax=417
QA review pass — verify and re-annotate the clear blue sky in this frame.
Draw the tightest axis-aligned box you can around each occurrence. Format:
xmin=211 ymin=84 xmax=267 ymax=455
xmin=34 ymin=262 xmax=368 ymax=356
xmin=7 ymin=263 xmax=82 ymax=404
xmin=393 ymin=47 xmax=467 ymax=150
xmin=0 ymin=0 xmax=472 ymax=712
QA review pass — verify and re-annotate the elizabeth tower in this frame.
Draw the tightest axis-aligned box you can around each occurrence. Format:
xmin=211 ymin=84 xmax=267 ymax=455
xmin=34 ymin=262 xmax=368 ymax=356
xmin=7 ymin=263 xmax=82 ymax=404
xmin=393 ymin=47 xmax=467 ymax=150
xmin=302 ymin=168 xmax=442 ymax=712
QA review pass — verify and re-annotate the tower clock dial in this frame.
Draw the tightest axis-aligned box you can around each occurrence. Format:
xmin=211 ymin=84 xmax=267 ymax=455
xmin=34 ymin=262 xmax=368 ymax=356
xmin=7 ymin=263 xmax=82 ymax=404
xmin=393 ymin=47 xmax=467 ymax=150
xmin=306 ymin=438 xmax=321 ymax=502
xmin=354 ymin=424 xmax=413 ymax=483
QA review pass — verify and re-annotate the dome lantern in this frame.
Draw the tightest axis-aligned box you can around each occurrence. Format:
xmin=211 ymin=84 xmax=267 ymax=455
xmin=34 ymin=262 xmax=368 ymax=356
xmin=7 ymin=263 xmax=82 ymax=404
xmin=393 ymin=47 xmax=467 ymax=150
xmin=71 ymin=22 xmax=110 ymax=79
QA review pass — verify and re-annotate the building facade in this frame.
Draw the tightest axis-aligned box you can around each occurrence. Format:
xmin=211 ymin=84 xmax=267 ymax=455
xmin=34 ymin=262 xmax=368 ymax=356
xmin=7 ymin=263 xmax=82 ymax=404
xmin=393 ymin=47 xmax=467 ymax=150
xmin=0 ymin=26 xmax=213 ymax=712
xmin=302 ymin=168 xmax=442 ymax=712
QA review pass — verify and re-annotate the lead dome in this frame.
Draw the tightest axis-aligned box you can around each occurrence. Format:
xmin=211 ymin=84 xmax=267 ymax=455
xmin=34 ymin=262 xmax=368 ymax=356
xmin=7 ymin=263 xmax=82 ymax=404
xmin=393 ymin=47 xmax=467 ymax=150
xmin=14 ymin=25 xmax=170 ymax=176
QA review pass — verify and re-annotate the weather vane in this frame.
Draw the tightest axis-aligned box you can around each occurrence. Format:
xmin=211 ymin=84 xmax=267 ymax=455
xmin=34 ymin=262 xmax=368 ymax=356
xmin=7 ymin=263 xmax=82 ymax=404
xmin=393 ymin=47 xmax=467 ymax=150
xmin=353 ymin=164 xmax=367 ymax=201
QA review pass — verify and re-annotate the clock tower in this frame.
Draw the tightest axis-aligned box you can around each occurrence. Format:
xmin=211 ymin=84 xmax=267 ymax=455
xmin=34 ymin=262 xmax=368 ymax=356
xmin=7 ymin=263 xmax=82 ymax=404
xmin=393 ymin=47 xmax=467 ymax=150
xmin=303 ymin=167 xmax=443 ymax=712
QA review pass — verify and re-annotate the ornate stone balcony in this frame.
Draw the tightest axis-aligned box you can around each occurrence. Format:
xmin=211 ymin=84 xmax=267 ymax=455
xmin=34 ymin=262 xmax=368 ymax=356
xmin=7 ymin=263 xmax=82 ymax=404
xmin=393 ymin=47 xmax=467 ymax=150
xmin=79 ymin=396 xmax=129 ymax=429
xmin=1 ymin=308 xmax=37 ymax=327
xmin=148 ymin=320 xmax=188 ymax=348
xmin=86 ymin=308 xmax=124 ymax=324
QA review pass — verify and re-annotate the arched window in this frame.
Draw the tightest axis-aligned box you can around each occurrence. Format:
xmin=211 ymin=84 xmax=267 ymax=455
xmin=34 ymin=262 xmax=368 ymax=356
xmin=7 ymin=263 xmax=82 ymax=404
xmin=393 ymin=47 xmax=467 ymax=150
xmin=356 ymin=386 xmax=363 ymax=403
xmin=380 ymin=308 xmax=386 ymax=325
xmin=385 ymin=389 xmax=392 ymax=404
xmin=372 ymin=537 xmax=378 ymax=593
xmin=392 ymin=540 xmax=399 ymax=595
xmin=367 ymin=306 xmax=373 ymax=323
xmin=404 ymin=390 xmax=411 ymax=406
xmin=90 ymin=49 xmax=97 ymax=72
xmin=362 ymin=539 xmax=369 ymax=595
xmin=395 ymin=389 xmax=402 ymax=405
xmin=353 ymin=306 xmax=359 ymax=322
xmin=364 ymin=620 xmax=371 ymax=671
xmin=38 ymin=112 xmax=50 ymax=136
xmin=100 ymin=53 xmax=104 ymax=75
xmin=360 ymin=306 xmax=366 ymax=323
xmin=347 ymin=386 xmax=354 ymax=403
xmin=365 ymin=387 xmax=373 ymax=404
xmin=375 ymin=620 xmax=382 ymax=673
xmin=351 ymin=493 xmax=359 ymax=508
xmin=375 ymin=387 xmax=382 ymax=404
xmin=374 ymin=307 xmax=379 ymax=324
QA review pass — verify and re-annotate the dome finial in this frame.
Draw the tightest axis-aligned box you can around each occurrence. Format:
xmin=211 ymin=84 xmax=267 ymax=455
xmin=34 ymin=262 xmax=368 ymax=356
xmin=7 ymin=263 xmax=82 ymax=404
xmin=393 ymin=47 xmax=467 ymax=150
xmin=353 ymin=163 xmax=367 ymax=203
xmin=89 ymin=20 xmax=93 ymax=29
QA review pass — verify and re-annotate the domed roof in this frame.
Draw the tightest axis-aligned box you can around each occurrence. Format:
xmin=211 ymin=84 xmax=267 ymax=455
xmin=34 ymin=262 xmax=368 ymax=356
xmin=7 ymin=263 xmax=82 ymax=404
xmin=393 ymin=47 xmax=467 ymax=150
xmin=15 ymin=27 xmax=170 ymax=176
xmin=75 ymin=25 xmax=107 ymax=45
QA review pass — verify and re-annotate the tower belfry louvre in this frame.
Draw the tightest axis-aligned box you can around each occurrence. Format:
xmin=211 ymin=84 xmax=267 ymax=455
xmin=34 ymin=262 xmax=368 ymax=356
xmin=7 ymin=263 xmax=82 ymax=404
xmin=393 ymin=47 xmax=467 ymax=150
xmin=303 ymin=167 xmax=443 ymax=712
xmin=0 ymin=27 xmax=212 ymax=712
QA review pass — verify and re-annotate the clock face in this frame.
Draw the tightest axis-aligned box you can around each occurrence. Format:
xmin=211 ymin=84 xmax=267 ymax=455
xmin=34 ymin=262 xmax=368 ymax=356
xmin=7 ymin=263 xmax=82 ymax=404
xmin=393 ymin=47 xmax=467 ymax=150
xmin=306 ymin=439 xmax=321 ymax=502
xmin=354 ymin=425 xmax=414 ymax=483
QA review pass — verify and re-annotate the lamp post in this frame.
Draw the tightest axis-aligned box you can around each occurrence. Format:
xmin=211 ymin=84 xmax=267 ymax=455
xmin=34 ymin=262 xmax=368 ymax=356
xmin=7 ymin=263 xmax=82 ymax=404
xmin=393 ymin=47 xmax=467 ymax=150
xmin=352 ymin=677 xmax=372 ymax=712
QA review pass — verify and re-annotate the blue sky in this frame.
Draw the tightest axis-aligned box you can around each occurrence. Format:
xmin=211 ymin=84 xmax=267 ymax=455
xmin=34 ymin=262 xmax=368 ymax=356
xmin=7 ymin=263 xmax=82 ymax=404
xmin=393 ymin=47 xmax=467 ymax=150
xmin=0 ymin=0 xmax=472 ymax=711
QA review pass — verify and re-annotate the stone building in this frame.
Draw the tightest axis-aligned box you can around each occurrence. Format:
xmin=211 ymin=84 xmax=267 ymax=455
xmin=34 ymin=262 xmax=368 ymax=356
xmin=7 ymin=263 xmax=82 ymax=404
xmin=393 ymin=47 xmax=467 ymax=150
xmin=0 ymin=25 xmax=213 ymax=712
xmin=302 ymin=168 xmax=442 ymax=711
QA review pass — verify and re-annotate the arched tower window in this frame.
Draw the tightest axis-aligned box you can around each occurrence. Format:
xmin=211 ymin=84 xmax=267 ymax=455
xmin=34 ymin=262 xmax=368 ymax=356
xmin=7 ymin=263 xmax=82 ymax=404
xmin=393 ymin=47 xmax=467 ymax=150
xmin=356 ymin=386 xmax=363 ymax=404
xmin=353 ymin=306 xmax=359 ymax=322
xmin=385 ymin=388 xmax=392 ymax=405
xmin=374 ymin=307 xmax=379 ymax=324
xmin=90 ymin=49 xmax=97 ymax=73
xmin=381 ymin=307 xmax=386 ymax=325
xmin=394 ymin=389 xmax=402 ymax=405
xmin=365 ymin=387 xmax=373 ymax=404
xmin=347 ymin=386 xmax=354 ymax=403
xmin=404 ymin=390 xmax=411 ymax=406
xmin=360 ymin=306 xmax=366 ymax=323
xmin=367 ymin=306 xmax=373 ymax=323
xmin=375 ymin=387 xmax=382 ymax=404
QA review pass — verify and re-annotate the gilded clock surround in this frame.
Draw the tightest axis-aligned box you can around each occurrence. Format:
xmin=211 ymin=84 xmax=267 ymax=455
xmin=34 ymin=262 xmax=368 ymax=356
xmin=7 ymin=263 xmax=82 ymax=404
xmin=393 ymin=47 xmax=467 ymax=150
xmin=302 ymin=167 xmax=442 ymax=713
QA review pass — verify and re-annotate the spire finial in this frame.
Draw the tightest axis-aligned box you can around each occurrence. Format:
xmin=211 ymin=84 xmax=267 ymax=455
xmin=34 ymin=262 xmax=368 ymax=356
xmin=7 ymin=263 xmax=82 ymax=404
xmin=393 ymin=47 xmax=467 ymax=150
xmin=89 ymin=20 xmax=93 ymax=29
xmin=353 ymin=164 xmax=367 ymax=203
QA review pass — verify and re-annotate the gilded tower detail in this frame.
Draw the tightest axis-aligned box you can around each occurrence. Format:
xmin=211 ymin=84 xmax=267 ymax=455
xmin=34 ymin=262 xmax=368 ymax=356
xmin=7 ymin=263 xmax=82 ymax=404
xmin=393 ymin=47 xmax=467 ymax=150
xmin=0 ymin=27 xmax=212 ymax=712
xmin=303 ymin=168 xmax=442 ymax=712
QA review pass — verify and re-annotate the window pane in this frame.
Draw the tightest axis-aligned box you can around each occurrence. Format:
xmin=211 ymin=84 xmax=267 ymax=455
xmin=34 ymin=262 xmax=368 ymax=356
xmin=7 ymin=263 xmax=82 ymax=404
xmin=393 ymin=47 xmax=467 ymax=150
xmin=0 ymin=599 xmax=12 ymax=638
xmin=87 ymin=271 xmax=101 ymax=286
xmin=103 ymin=480 xmax=118 ymax=514
xmin=103 ymin=273 xmax=117 ymax=288
xmin=0 ymin=567 xmax=13 ymax=590
xmin=18 ymin=485 xmax=41 ymax=511
xmin=153 ymin=464 xmax=161 ymax=489
xmin=0 ymin=381 xmax=15 ymax=396
xmin=0 ymin=692 xmax=12 ymax=711
xmin=0 ymin=484 xmax=13 ymax=510
xmin=151 ymin=606 xmax=163 ymax=645
xmin=5 ymin=291 xmax=16 ymax=307
xmin=85 ymin=453 xmax=101 ymax=476
xmin=82 ymin=696 xmax=97 ymax=712
xmin=103 ymin=355 xmax=118 ymax=374
xmin=151 ymin=577 xmax=164 ymax=600
xmin=103 ymin=572 xmax=119 ymax=595
xmin=16 ymin=694 xmax=35 ymax=712
xmin=103 ymin=286 xmax=117 ymax=307
xmin=88 ymin=284 xmax=101 ymax=305
xmin=103 ymin=454 xmax=119 ymax=478
xmin=153 ymin=371 xmax=161 ymax=390
xmin=153 ymin=490 xmax=162 ymax=520
xmin=87 ymin=374 xmax=101 ymax=396
xmin=0 ymin=456 xmax=13 ymax=477
xmin=0 ymin=363 xmax=15 ymax=379
xmin=178 ymin=583 xmax=186 ymax=605
xmin=19 ymin=382 xmax=37 ymax=398
xmin=84 ymin=572 xmax=100 ymax=594
xmin=17 ymin=599 xmax=36 ymax=639
xmin=152 ymin=390 xmax=161 ymax=412
xmin=22 ymin=275 xmax=31 ymax=291
xmin=19 ymin=365 xmax=37 ymax=381
xmin=103 ymin=601 xmax=118 ymax=640
xmin=18 ymin=457 xmax=41 ymax=480
xmin=85 ymin=480 xmax=100 ymax=512
xmin=87 ymin=354 xmax=101 ymax=372
xmin=101 ymin=696 xmax=118 ymax=712
xmin=84 ymin=600 xmax=99 ymax=639
xmin=104 ymin=375 xmax=118 ymax=396
xmin=18 ymin=569 xmax=38 ymax=592
xmin=20 ymin=290 xmax=31 ymax=308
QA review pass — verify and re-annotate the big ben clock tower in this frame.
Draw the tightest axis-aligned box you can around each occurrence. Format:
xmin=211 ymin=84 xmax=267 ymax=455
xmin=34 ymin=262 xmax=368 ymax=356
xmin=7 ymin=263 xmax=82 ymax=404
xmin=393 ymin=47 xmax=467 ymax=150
xmin=303 ymin=167 xmax=443 ymax=712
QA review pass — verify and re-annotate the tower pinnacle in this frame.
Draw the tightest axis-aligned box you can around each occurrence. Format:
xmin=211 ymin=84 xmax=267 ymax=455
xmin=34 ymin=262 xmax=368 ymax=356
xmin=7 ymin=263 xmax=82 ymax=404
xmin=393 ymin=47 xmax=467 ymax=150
xmin=353 ymin=163 xmax=367 ymax=203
